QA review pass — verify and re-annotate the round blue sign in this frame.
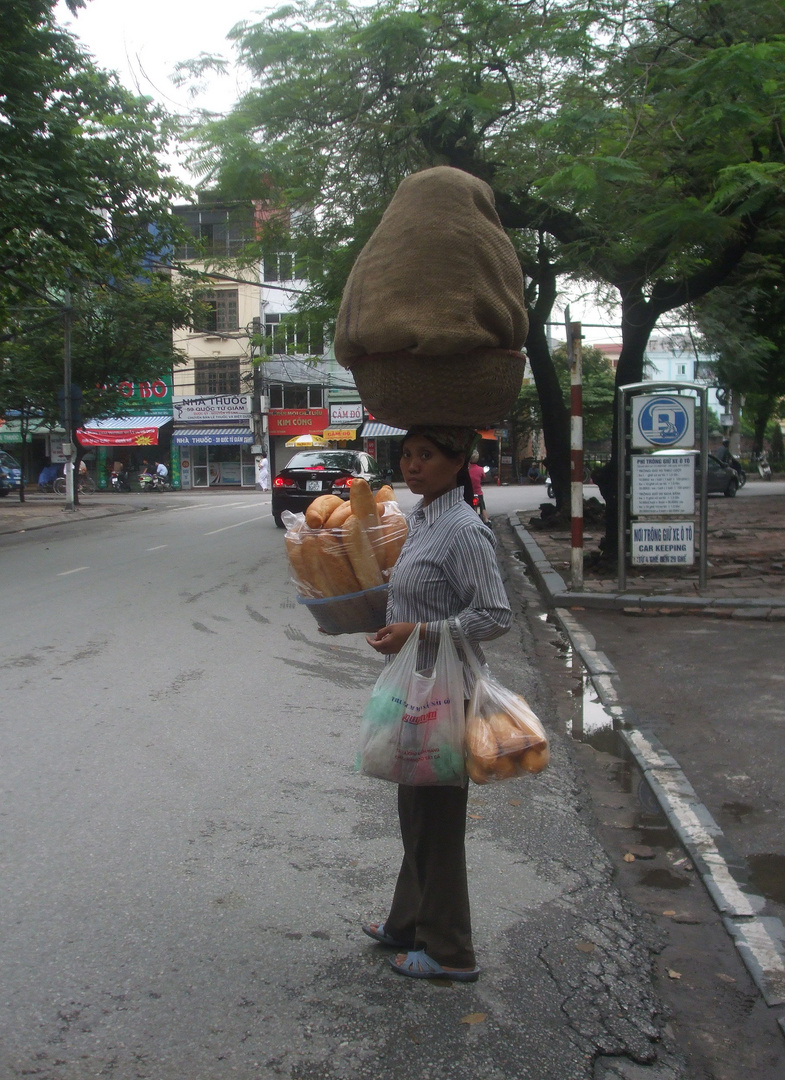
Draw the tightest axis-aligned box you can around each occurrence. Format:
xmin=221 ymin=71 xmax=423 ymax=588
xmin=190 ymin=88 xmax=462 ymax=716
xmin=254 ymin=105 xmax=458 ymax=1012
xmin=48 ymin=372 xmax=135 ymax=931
xmin=636 ymin=396 xmax=691 ymax=446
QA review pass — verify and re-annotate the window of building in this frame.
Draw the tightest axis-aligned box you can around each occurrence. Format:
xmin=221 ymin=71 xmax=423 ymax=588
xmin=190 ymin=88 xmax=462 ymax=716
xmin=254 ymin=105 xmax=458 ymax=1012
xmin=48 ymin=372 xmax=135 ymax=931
xmin=203 ymin=290 xmax=239 ymax=333
xmin=676 ymin=363 xmax=687 ymax=376
xmin=195 ymin=358 xmax=241 ymax=395
xmin=263 ymin=252 xmax=294 ymax=282
xmin=267 ymin=383 xmax=325 ymax=409
xmin=263 ymin=312 xmax=324 ymax=357
xmin=174 ymin=205 xmax=254 ymax=259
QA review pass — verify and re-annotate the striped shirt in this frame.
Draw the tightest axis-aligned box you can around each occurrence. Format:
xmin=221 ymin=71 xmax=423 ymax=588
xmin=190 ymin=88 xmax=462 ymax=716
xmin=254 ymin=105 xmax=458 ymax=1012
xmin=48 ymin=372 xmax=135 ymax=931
xmin=386 ymin=486 xmax=512 ymax=694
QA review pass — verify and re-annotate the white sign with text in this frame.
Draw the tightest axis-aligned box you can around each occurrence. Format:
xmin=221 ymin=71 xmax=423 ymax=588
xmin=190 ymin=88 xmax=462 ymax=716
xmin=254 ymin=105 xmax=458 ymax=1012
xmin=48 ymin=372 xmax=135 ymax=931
xmin=631 ymin=521 xmax=695 ymax=566
xmin=632 ymin=454 xmax=695 ymax=516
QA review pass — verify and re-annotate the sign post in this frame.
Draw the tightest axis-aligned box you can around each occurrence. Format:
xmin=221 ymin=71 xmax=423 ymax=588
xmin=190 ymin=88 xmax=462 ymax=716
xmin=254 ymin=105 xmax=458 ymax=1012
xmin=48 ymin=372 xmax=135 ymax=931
xmin=617 ymin=382 xmax=708 ymax=593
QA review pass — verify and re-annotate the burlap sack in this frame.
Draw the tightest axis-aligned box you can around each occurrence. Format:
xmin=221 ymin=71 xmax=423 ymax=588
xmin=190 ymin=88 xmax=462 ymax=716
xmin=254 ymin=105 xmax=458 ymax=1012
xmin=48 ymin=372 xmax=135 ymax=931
xmin=333 ymin=167 xmax=528 ymax=426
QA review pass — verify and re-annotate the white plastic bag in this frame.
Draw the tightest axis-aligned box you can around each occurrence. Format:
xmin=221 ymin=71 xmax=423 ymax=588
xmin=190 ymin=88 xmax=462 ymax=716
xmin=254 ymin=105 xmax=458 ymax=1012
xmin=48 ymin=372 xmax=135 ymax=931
xmin=357 ymin=622 xmax=466 ymax=786
xmin=456 ymin=622 xmax=550 ymax=784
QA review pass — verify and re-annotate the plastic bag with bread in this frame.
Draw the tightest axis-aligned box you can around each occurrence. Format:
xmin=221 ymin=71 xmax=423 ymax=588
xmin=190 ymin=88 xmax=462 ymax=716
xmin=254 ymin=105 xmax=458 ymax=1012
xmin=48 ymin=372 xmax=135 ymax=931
xmin=282 ymin=479 xmax=408 ymax=634
xmin=283 ymin=479 xmax=407 ymax=599
xmin=456 ymin=622 xmax=549 ymax=783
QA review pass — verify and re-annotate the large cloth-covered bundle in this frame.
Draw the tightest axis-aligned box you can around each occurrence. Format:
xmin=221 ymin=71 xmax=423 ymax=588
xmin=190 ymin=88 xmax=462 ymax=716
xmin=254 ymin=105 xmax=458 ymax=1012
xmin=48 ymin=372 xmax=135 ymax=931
xmin=334 ymin=166 xmax=528 ymax=427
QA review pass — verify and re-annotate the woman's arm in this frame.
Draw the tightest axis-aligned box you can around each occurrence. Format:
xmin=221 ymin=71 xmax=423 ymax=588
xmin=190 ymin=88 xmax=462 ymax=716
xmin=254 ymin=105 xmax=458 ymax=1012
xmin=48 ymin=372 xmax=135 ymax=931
xmin=425 ymin=525 xmax=511 ymax=650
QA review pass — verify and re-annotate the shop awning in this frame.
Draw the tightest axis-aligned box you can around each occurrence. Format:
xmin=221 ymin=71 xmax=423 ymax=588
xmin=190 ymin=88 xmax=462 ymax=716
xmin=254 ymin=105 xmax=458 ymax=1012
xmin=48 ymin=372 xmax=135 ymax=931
xmin=77 ymin=416 xmax=171 ymax=446
xmin=323 ymin=427 xmax=358 ymax=441
xmin=360 ymin=422 xmax=408 ymax=438
xmin=0 ymin=419 xmax=64 ymax=443
xmin=173 ymin=427 xmax=253 ymax=446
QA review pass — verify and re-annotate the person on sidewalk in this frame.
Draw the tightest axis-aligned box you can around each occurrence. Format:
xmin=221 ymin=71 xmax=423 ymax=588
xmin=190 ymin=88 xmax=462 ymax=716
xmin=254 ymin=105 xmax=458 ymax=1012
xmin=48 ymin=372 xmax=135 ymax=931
xmin=468 ymin=448 xmax=490 ymax=524
xmin=364 ymin=425 xmax=511 ymax=982
xmin=256 ymin=454 xmax=270 ymax=491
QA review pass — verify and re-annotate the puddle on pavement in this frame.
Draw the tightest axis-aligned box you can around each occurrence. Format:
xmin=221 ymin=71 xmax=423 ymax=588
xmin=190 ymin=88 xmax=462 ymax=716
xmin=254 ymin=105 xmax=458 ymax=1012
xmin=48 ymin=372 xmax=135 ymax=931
xmin=563 ymin=645 xmax=785 ymax=906
xmin=563 ymin=646 xmax=683 ymax=852
xmin=638 ymin=868 xmax=691 ymax=890
xmin=747 ymin=854 xmax=785 ymax=906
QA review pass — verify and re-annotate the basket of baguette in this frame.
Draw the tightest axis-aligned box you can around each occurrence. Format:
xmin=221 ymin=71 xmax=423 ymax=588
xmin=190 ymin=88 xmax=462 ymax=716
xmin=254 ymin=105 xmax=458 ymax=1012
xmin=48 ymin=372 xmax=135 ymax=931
xmin=285 ymin=478 xmax=408 ymax=635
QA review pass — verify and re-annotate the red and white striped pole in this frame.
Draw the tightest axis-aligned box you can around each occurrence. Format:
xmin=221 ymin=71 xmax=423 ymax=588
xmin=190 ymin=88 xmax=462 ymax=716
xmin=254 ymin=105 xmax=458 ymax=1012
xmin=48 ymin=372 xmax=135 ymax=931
xmin=569 ymin=320 xmax=584 ymax=590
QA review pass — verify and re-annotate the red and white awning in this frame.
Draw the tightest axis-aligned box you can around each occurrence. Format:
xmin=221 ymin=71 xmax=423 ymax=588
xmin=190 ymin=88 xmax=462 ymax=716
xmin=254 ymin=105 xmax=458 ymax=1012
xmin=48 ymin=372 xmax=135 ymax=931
xmin=77 ymin=416 xmax=171 ymax=446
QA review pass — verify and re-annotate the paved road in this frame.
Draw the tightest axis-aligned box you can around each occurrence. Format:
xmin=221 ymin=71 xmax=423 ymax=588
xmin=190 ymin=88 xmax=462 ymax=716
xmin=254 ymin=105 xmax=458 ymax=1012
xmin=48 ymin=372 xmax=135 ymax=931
xmin=2 ymin=493 xmax=784 ymax=1079
xmin=2 ymin=493 xmax=697 ymax=1080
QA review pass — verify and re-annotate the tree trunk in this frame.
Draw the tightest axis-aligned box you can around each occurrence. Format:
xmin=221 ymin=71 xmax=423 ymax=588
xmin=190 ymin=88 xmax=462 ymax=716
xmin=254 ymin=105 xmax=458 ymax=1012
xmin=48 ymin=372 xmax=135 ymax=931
xmin=524 ymin=245 xmax=570 ymax=513
xmin=597 ymin=294 xmax=659 ymax=561
xmin=526 ymin=315 xmax=570 ymax=511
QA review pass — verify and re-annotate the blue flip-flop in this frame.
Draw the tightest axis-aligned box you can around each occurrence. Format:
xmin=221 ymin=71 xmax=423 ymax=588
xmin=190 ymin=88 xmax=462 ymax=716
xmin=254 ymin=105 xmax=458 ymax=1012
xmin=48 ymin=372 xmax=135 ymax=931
xmin=361 ymin=922 xmax=413 ymax=949
xmin=389 ymin=949 xmax=480 ymax=982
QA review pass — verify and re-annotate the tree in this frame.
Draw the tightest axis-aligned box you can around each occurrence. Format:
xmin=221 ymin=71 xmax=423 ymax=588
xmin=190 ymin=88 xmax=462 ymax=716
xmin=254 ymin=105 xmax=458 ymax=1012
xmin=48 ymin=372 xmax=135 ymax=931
xmin=694 ymin=252 xmax=785 ymax=455
xmin=0 ymin=273 xmax=202 ymax=499
xmin=0 ymin=0 xmax=187 ymax=323
xmin=511 ymin=343 xmax=615 ymax=466
xmin=183 ymin=0 xmax=785 ymax=547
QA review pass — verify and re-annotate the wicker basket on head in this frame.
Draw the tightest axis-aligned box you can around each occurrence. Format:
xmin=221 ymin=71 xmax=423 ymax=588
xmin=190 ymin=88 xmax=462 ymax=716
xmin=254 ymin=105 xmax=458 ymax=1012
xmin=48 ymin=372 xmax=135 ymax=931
xmin=334 ymin=167 xmax=528 ymax=426
xmin=350 ymin=348 xmax=526 ymax=428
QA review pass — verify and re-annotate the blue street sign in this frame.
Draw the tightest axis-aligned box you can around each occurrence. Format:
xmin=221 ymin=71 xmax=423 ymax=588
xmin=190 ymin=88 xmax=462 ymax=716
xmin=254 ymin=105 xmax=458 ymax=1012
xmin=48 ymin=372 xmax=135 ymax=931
xmin=631 ymin=395 xmax=694 ymax=448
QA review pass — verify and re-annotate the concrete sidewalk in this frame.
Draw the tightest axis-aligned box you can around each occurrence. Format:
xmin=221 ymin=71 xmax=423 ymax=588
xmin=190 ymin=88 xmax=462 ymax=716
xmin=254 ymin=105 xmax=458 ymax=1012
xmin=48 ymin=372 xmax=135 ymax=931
xmin=509 ymin=494 xmax=785 ymax=1050
xmin=515 ymin=489 xmax=785 ymax=616
xmin=0 ymin=492 xmax=146 ymax=534
xmin=0 ymin=489 xmax=256 ymax=536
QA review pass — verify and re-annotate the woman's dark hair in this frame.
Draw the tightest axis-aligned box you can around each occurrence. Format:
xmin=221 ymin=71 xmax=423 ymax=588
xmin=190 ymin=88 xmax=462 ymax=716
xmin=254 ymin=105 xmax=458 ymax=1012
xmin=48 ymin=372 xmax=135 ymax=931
xmin=403 ymin=429 xmax=474 ymax=506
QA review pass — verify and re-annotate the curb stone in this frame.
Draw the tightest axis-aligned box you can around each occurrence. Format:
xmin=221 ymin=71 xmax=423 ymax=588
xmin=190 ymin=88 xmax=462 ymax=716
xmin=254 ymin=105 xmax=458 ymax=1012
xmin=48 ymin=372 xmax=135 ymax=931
xmin=509 ymin=514 xmax=785 ymax=1030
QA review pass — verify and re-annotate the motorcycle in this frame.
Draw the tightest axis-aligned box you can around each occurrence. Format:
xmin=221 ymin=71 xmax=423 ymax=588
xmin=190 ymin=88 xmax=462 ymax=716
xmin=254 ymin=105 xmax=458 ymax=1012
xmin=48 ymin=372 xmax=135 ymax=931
xmin=729 ymin=457 xmax=747 ymax=488
xmin=110 ymin=469 xmax=131 ymax=492
xmin=139 ymin=472 xmax=171 ymax=492
xmin=754 ymin=450 xmax=772 ymax=480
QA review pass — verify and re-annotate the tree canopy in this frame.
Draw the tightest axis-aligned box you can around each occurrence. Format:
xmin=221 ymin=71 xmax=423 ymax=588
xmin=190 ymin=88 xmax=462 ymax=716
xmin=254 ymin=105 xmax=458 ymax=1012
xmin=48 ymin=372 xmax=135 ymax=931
xmin=182 ymin=0 xmax=785 ymax=538
xmin=0 ymin=0 xmax=188 ymax=320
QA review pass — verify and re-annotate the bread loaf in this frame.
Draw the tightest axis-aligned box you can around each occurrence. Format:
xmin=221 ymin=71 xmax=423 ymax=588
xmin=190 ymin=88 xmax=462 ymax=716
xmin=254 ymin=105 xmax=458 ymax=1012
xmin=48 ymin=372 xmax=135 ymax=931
xmin=343 ymin=515 xmax=384 ymax=590
xmin=376 ymin=509 xmax=408 ymax=573
xmin=318 ymin=529 xmax=363 ymax=597
xmin=324 ymin=500 xmax=353 ymax=529
xmin=301 ymin=532 xmax=333 ymax=598
xmin=305 ymin=494 xmax=343 ymax=529
xmin=349 ymin=477 xmax=380 ymax=530
xmin=285 ymin=534 xmax=308 ymax=587
xmin=520 ymin=743 xmax=550 ymax=774
xmin=375 ymin=485 xmax=395 ymax=504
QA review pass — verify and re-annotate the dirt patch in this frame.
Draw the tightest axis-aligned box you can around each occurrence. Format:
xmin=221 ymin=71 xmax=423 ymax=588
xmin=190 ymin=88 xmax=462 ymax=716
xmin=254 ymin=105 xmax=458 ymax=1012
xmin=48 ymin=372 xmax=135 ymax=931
xmin=522 ymin=488 xmax=785 ymax=597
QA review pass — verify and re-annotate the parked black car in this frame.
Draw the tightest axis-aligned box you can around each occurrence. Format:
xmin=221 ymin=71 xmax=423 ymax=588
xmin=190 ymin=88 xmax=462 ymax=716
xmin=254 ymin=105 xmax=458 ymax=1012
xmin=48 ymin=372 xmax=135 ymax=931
xmin=652 ymin=450 xmax=740 ymax=496
xmin=271 ymin=450 xmax=385 ymax=527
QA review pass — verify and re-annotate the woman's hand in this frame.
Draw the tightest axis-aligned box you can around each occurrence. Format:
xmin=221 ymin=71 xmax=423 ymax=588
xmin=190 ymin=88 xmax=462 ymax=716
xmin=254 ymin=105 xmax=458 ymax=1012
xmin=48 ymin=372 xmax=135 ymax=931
xmin=366 ymin=622 xmax=423 ymax=655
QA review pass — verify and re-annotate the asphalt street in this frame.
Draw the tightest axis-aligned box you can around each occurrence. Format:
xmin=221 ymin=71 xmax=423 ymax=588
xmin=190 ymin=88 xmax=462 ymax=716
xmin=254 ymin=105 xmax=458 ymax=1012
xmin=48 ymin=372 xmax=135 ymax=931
xmin=0 ymin=489 xmax=783 ymax=1079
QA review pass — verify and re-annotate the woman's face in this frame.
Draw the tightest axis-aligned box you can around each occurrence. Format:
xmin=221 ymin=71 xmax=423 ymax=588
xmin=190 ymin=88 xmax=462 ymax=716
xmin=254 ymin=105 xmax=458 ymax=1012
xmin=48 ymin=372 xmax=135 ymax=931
xmin=400 ymin=435 xmax=464 ymax=505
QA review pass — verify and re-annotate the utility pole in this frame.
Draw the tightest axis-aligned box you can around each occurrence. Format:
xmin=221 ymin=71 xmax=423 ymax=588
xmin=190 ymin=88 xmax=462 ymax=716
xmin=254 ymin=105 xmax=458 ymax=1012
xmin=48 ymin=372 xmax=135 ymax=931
xmin=567 ymin=313 xmax=584 ymax=590
xmin=62 ymin=289 xmax=75 ymax=513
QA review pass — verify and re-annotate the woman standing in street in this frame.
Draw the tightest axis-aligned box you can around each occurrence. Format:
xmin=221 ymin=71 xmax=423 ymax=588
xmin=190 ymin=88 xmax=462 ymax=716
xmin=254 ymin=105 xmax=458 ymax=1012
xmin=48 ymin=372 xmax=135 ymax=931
xmin=364 ymin=425 xmax=511 ymax=981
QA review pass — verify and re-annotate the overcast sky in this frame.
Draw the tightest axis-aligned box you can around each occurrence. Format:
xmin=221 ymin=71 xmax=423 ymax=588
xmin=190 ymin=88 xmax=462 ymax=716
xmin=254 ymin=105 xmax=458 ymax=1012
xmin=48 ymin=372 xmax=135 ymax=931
xmin=53 ymin=0 xmax=621 ymax=342
xmin=55 ymin=0 xmax=260 ymax=116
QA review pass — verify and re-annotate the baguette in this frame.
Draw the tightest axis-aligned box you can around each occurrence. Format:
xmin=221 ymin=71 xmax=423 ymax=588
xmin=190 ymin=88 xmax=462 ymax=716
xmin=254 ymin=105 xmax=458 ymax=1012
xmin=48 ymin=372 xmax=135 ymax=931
xmin=305 ymin=494 xmax=343 ymax=529
xmin=376 ymin=509 xmax=408 ymax=573
xmin=343 ymin=515 xmax=384 ymax=590
xmin=375 ymin=484 xmax=395 ymax=505
xmin=285 ymin=534 xmax=308 ymax=587
xmin=324 ymin=500 xmax=353 ymax=529
xmin=349 ymin=477 xmax=380 ymax=530
xmin=301 ymin=532 xmax=333 ymax=597
xmin=318 ymin=529 xmax=363 ymax=597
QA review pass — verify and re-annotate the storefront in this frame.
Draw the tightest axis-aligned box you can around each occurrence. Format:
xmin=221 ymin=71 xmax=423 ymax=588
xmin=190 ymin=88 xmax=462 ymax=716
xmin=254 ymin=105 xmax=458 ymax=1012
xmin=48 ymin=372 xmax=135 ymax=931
xmin=172 ymin=427 xmax=255 ymax=487
xmin=360 ymin=421 xmax=407 ymax=476
xmin=172 ymin=394 xmax=255 ymax=488
xmin=268 ymin=408 xmax=329 ymax=472
xmin=77 ymin=378 xmax=175 ymax=488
